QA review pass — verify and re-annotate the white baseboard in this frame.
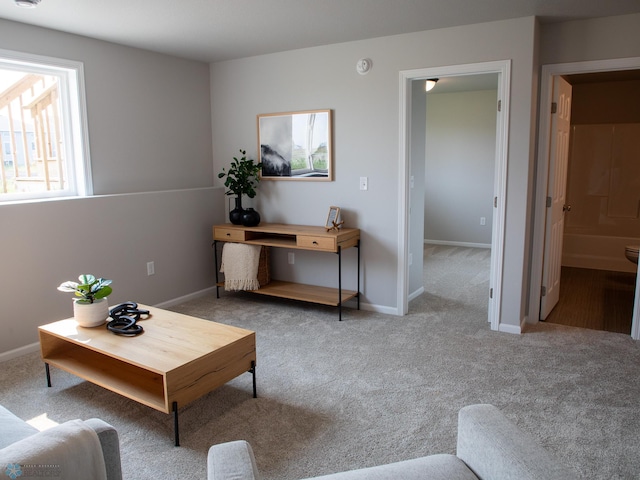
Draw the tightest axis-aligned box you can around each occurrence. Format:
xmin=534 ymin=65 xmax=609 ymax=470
xmin=425 ymin=239 xmax=491 ymax=249
xmin=339 ymin=298 xmax=400 ymax=316
xmin=154 ymin=286 xmax=218 ymax=309
xmin=0 ymin=342 xmax=40 ymax=363
xmin=499 ymin=322 xmax=522 ymax=335
xmin=408 ymin=286 xmax=425 ymax=302
xmin=359 ymin=302 xmax=399 ymax=316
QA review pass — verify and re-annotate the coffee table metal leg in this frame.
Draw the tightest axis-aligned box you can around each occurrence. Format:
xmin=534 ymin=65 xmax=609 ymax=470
xmin=250 ymin=361 xmax=257 ymax=398
xmin=173 ymin=402 xmax=180 ymax=447
xmin=45 ymin=363 xmax=51 ymax=387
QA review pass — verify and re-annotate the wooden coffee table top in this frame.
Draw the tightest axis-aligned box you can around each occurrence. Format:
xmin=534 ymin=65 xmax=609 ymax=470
xmin=39 ymin=305 xmax=253 ymax=374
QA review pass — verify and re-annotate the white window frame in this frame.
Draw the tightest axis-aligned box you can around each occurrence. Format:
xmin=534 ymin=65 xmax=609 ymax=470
xmin=0 ymin=48 xmax=92 ymax=202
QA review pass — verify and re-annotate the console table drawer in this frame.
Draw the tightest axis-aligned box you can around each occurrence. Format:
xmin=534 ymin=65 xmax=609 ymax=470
xmin=297 ymin=235 xmax=335 ymax=251
xmin=215 ymin=228 xmax=246 ymax=242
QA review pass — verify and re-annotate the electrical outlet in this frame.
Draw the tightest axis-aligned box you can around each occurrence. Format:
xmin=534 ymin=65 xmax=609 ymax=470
xmin=480 ymin=217 xmax=486 ymax=226
xmin=147 ymin=261 xmax=155 ymax=276
xmin=288 ymin=252 xmax=295 ymax=264
xmin=360 ymin=176 xmax=368 ymax=190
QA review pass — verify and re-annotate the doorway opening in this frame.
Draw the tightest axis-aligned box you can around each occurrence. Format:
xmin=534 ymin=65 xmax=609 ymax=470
xmin=419 ymin=75 xmax=498 ymax=323
xmin=398 ymin=60 xmax=511 ymax=332
xmin=530 ymin=57 xmax=640 ymax=340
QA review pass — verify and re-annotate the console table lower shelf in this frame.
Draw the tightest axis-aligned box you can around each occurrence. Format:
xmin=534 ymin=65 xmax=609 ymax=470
xmin=217 ymin=279 xmax=358 ymax=306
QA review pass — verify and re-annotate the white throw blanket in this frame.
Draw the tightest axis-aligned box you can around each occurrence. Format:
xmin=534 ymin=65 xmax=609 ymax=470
xmin=220 ymin=243 xmax=262 ymax=291
xmin=0 ymin=419 xmax=107 ymax=480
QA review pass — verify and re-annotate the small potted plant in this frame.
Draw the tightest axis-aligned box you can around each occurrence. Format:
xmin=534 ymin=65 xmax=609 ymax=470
xmin=218 ymin=149 xmax=262 ymax=225
xmin=57 ymin=274 xmax=113 ymax=327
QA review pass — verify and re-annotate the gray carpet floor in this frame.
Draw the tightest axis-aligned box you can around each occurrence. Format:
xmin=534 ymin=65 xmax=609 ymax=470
xmin=1 ymin=245 xmax=639 ymax=479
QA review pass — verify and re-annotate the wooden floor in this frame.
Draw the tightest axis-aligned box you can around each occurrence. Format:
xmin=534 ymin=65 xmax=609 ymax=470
xmin=545 ymin=267 xmax=637 ymax=334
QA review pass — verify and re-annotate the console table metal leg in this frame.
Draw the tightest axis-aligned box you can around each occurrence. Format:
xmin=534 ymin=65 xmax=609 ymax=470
xmin=357 ymin=239 xmax=361 ymax=310
xmin=213 ymin=240 xmax=220 ymax=299
xmin=250 ymin=361 xmax=257 ymax=398
xmin=337 ymin=245 xmax=342 ymax=321
xmin=45 ymin=363 xmax=51 ymax=387
xmin=173 ymin=402 xmax=180 ymax=447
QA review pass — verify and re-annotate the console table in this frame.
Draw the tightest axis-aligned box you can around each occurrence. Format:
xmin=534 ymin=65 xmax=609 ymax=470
xmin=212 ymin=223 xmax=360 ymax=320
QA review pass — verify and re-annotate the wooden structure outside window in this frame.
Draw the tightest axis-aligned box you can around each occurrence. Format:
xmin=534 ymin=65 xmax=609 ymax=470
xmin=0 ymin=72 xmax=65 ymax=194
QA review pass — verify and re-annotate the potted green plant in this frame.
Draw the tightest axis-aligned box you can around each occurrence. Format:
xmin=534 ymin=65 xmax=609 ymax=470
xmin=57 ymin=274 xmax=113 ymax=327
xmin=218 ymin=149 xmax=262 ymax=225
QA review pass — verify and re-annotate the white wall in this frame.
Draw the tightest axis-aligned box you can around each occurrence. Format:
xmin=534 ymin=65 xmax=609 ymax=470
xmin=211 ymin=16 xmax=539 ymax=325
xmin=424 ymin=89 xmax=497 ymax=246
xmin=540 ymin=13 xmax=640 ymax=65
xmin=0 ymin=20 xmax=220 ymax=357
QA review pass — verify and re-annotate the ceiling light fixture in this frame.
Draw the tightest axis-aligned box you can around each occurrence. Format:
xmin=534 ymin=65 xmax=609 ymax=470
xmin=425 ymin=78 xmax=439 ymax=92
xmin=15 ymin=0 xmax=41 ymax=8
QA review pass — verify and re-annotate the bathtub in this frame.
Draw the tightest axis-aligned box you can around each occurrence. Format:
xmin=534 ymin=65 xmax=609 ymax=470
xmin=562 ymin=233 xmax=639 ymax=273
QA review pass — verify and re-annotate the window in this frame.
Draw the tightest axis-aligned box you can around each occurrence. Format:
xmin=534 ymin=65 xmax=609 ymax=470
xmin=0 ymin=49 xmax=91 ymax=202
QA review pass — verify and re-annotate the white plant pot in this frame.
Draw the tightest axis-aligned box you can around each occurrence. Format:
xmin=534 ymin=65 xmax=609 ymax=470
xmin=73 ymin=298 xmax=109 ymax=327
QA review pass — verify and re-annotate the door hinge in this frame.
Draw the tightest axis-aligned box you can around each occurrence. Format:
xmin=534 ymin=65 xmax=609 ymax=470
xmin=494 ymin=196 xmax=497 ymax=208
xmin=551 ymin=102 xmax=557 ymax=114
xmin=546 ymin=196 xmax=552 ymax=208
xmin=490 ymin=287 xmax=494 ymax=299
xmin=541 ymin=286 xmax=547 ymax=297
xmin=497 ymin=99 xmax=501 ymax=112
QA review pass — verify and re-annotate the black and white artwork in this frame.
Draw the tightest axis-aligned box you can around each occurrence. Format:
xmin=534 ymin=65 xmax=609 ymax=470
xmin=258 ymin=109 xmax=332 ymax=181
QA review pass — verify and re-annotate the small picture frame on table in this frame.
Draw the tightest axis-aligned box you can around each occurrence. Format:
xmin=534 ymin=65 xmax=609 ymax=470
xmin=325 ymin=206 xmax=342 ymax=231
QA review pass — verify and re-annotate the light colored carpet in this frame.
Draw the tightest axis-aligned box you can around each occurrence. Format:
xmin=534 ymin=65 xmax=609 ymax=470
xmin=1 ymin=245 xmax=639 ymax=479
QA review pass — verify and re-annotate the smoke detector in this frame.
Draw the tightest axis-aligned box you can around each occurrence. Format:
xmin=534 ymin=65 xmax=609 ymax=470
xmin=15 ymin=0 xmax=41 ymax=8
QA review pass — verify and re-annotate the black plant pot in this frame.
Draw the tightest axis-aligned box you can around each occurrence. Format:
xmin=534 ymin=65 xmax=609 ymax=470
xmin=229 ymin=196 xmax=244 ymax=225
xmin=241 ymin=208 xmax=261 ymax=227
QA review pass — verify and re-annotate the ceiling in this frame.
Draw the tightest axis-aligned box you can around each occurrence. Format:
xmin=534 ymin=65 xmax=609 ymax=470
xmin=0 ymin=0 xmax=639 ymax=63
xmin=421 ymin=74 xmax=500 ymax=94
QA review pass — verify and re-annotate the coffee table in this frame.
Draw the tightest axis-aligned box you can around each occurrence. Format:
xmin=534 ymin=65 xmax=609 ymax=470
xmin=38 ymin=305 xmax=256 ymax=446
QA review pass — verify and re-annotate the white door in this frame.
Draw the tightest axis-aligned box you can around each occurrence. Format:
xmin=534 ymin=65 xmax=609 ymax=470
xmin=540 ymin=77 xmax=572 ymax=320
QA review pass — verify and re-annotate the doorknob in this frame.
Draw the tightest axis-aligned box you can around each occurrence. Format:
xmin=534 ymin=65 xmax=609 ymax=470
xmin=563 ymin=204 xmax=572 ymax=212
